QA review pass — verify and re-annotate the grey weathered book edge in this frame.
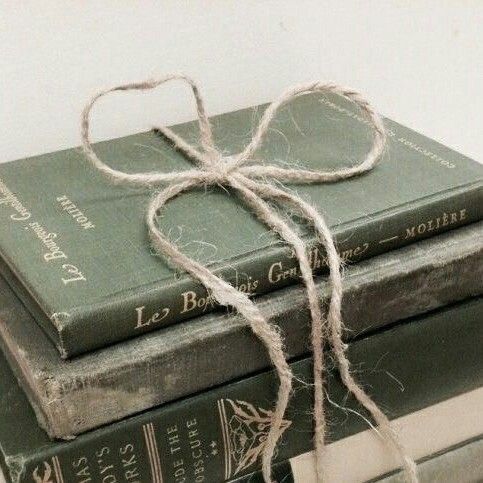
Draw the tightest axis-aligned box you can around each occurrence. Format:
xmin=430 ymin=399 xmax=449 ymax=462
xmin=0 ymin=223 xmax=482 ymax=439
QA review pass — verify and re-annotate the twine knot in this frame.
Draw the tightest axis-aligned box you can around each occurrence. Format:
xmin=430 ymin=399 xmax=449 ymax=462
xmin=81 ymin=74 xmax=418 ymax=483
xmin=205 ymin=155 xmax=237 ymax=184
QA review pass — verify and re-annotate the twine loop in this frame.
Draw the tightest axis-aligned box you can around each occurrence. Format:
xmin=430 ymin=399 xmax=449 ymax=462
xmin=81 ymin=74 xmax=418 ymax=483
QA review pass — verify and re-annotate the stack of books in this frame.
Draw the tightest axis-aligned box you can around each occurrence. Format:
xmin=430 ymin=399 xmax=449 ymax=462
xmin=0 ymin=93 xmax=481 ymax=483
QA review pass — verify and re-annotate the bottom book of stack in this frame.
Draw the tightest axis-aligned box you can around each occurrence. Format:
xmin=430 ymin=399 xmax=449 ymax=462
xmin=0 ymin=297 xmax=481 ymax=483
xmin=237 ymin=391 xmax=483 ymax=483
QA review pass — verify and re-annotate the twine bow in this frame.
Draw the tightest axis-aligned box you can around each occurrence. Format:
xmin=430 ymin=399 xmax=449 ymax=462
xmin=81 ymin=74 xmax=418 ymax=483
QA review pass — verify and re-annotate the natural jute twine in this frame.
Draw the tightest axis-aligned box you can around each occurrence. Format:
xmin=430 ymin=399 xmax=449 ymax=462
xmin=81 ymin=74 xmax=418 ymax=483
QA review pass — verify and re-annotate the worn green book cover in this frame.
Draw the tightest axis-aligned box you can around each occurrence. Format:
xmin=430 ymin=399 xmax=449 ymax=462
xmin=237 ymin=436 xmax=483 ymax=483
xmin=0 ymin=93 xmax=481 ymax=357
xmin=0 ymin=298 xmax=481 ymax=483
xmin=373 ymin=437 xmax=483 ymax=483
xmin=0 ymin=224 xmax=481 ymax=439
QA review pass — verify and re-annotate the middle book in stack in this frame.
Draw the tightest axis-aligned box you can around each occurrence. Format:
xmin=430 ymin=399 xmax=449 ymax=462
xmin=0 ymin=222 xmax=481 ymax=440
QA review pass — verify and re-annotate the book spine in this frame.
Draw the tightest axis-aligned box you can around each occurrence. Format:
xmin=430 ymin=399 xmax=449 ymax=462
xmin=232 ymin=460 xmax=295 ymax=482
xmin=61 ymin=180 xmax=483 ymax=357
xmin=5 ymin=298 xmax=482 ymax=483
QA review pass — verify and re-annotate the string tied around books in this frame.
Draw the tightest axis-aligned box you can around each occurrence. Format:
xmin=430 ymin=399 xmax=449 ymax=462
xmin=81 ymin=74 xmax=418 ymax=483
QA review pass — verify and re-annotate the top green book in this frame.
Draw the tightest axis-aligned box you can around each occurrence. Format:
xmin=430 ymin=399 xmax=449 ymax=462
xmin=0 ymin=93 xmax=481 ymax=358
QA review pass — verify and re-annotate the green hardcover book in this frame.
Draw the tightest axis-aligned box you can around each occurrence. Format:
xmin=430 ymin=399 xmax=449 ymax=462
xmin=374 ymin=435 xmax=483 ymax=483
xmin=373 ymin=437 xmax=483 ymax=483
xmin=0 ymin=298 xmax=481 ymax=483
xmin=1 ymin=223 xmax=482 ymax=439
xmin=236 ymin=437 xmax=483 ymax=483
xmin=0 ymin=93 xmax=481 ymax=357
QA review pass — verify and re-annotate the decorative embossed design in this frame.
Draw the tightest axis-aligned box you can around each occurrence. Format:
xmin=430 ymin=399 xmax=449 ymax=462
xmin=32 ymin=457 xmax=64 ymax=483
xmin=142 ymin=422 xmax=164 ymax=483
xmin=32 ymin=462 xmax=54 ymax=483
xmin=217 ymin=398 xmax=291 ymax=479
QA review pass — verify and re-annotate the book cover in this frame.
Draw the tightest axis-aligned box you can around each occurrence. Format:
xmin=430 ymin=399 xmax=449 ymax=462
xmin=373 ymin=437 xmax=483 ymax=483
xmin=0 ymin=223 xmax=482 ymax=438
xmin=0 ymin=298 xmax=481 ymax=483
xmin=0 ymin=93 xmax=481 ymax=357
xmin=236 ymin=436 xmax=483 ymax=483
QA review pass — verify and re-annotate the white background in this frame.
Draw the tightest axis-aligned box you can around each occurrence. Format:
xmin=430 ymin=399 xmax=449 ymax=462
xmin=0 ymin=2 xmax=482 ymax=483
xmin=1 ymin=1 xmax=482 ymax=165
